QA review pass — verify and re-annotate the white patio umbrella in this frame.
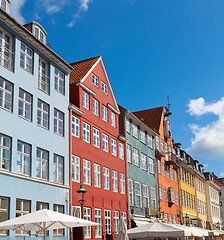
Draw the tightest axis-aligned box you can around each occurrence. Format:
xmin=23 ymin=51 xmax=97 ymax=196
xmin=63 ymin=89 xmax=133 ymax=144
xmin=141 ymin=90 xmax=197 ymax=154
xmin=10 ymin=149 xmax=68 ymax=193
xmin=118 ymin=216 xmax=128 ymax=240
xmin=0 ymin=209 xmax=97 ymax=240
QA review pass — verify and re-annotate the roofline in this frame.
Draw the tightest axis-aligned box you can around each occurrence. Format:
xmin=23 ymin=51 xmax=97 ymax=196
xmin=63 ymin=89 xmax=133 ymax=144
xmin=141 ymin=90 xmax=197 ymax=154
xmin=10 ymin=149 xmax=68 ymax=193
xmin=0 ymin=9 xmax=73 ymax=73
xmin=70 ymin=56 xmax=101 ymax=66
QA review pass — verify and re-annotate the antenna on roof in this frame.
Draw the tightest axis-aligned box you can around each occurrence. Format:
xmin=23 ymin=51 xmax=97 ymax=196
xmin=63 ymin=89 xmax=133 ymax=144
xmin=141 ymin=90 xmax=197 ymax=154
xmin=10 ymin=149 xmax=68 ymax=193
xmin=165 ymin=95 xmax=172 ymax=117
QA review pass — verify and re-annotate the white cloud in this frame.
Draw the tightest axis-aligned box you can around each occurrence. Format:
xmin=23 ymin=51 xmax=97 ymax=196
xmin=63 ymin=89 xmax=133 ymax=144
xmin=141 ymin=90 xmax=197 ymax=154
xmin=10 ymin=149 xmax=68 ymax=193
xmin=186 ymin=97 xmax=224 ymax=160
xmin=40 ymin=0 xmax=68 ymax=14
xmin=68 ymin=0 xmax=93 ymax=27
xmin=10 ymin=0 xmax=27 ymax=24
xmin=220 ymin=172 xmax=224 ymax=177
xmin=203 ymin=164 xmax=208 ymax=168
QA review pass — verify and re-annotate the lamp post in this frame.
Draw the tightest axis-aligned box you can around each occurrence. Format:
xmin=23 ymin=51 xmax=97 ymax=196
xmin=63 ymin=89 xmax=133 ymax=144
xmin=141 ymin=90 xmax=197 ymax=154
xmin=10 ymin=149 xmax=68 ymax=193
xmin=185 ymin=214 xmax=189 ymax=226
xmin=76 ymin=181 xmax=86 ymax=240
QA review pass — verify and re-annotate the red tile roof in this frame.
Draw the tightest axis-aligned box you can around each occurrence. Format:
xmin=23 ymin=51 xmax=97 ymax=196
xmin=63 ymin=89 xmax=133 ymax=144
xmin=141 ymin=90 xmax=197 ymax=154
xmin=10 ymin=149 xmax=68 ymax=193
xmin=132 ymin=107 xmax=164 ymax=132
xmin=70 ymin=56 xmax=101 ymax=84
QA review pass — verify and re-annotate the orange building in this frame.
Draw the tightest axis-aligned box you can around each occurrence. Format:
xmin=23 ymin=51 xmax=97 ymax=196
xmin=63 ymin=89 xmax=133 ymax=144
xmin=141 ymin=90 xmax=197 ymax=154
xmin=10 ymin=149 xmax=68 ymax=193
xmin=133 ymin=106 xmax=180 ymax=223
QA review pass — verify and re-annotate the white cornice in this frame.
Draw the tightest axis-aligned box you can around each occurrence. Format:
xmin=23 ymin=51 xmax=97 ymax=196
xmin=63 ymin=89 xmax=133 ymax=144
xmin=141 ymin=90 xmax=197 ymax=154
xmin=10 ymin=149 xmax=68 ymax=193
xmin=69 ymin=104 xmax=84 ymax=116
xmin=108 ymin=103 xmax=120 ymax=115
xmin=77 ymin=82 xmax=96 ymax=96
xmin=119 ymin=135 xmax=127 ymax=142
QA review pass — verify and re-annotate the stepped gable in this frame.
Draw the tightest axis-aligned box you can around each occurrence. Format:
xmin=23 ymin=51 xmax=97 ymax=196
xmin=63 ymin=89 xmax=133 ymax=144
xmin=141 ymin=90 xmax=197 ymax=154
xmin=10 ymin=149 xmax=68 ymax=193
xmin=70 ymin=56 xmax=101 ymax=84
xmin=133 ymin=106 xmax=163 ymax=132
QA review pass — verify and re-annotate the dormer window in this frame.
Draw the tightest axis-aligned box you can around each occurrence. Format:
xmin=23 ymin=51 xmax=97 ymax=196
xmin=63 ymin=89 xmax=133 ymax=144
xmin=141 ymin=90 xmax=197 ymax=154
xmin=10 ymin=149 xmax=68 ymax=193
xmin=34 ymin=27 xmax=45 ymax=43
xmin=1 ymin=0 xmax=9 ymax=12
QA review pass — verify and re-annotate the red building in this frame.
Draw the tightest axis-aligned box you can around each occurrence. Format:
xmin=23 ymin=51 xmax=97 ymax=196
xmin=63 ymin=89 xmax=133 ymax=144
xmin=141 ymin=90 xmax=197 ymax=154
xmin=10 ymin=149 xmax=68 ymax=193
xmin=69 ymin=56 xmax=128 ymax=240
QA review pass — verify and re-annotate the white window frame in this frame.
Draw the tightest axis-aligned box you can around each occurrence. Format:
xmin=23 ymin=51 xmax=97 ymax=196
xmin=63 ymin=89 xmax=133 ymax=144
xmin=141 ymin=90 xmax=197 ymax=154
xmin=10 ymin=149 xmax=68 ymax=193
xmin=92 ymin=73 xmax=99 ymax=87
xmin=20 ymin=42 xmax=33 ymax=73
xmin=93 ymin=98 xmax=99 ymax=116
xmin=103 ymin=167 xmax=110 ymax=190
xmin=111 ymin=111 xmax=116 ymax=127
xmin=143 ymin=184 xmax=149 ymax=208
xmin=119 ymin=143 xmax=124 ymax=160
xmin=104 ymin=210 xmax=111 ymax=234
xmin=37 ymin=99 xmax=49 ymax=129
xmin=120 ymin=173 xmax=125 ymax=194
xmin=82 ymin=90 xmax=89 ymax=110
xmin=0 ymin=78 xmax=13 ymax=112
xmin=171 ymin=168 xmax=173 ymax=180
xmin=83 ymin=159 xmax=91 ymax=185
xmin=71 ymin=116 xmax=80 ymax=138
xmin=148 ymin=157 xmax=154 ymax=174
xmin=54 ymin=109 xmax=64 ymax=136
xmin=0 ymin=133 xmax=11 ymax=170
xmin=155 ymin=136 xmax=159 ymax=150
xmin=111 ymin=138 xmax=117 ymax=156
xmin=164 ymin=187 xmax=167 ymax=201
xmin=159 ymin=185 xmax=163 ymax=200
xmin=95 ymin=208 xmax=102 ymax=238
xmin=129 ymin=179 xmax=134 ymax=206
xmin=176 ymin=192 xmax=179 ymax=205
xmin=140 ymin=129 xmax=146 ymax=143
xmin=36 ymin=148 xmax=48 ymax=180
xmin=17 ymin=141 xmax=30 ymax=176
xmin=135 ymin=181 xmax=142 ymax=207
xmin=112 ymin=170 xmax=118 ymax=192
xmin=141 ymin=153 xmax=147 ymax=170
xmin=147 ymin=135 xmax=153 ymax=148
xmin=126 ymin=144 xmax=131 ymax=163
xmin=72 ymin=155 xmax=80 ymax=183
xmin=0 ymin=197 xmax=9 ymax=235
xmin=126 ymin=118 xmax=130 ymax=133
xmin=102 ymin=133 xmax=109 ymax=152
xmin=93 ymin=128 xmax=100 ymax=148
xmin=84 ymin=207 xmax=91 ymax=238
xmin=18 ymin=89 xmax=32 ymax=121
xmin=132 ymin=123 xmax=138 ymax=138
xmin=101 ymin=81 xmax=108 ymax=94
xmin=162 ymin=163 xmax=165 ymax=176
xmin=94 ymin=163 xmax=101 ymax=188
xmin=151 ymin=187 xmax=156 ymax=209
xmin=133 ymin=148 xmax=139 ymax=167
xmin=102 ymin=105 xmax=108 ymax=122
xmin=157 ymin=159 xmax=161 ymax=174
xmin=54 ymin=68 xmax=65 ymax=95
xmin=38 ymin=58 xmax=49 ymax=94
xmin=113 ymin=211 xmax=119 ymax=234
xmin=72 ymin=205 xmax=81 ymax=218
xmin=83 ymin=122 xmax=90 ymax=143
xmin=53 ymin=154 xmax=64 ymax=184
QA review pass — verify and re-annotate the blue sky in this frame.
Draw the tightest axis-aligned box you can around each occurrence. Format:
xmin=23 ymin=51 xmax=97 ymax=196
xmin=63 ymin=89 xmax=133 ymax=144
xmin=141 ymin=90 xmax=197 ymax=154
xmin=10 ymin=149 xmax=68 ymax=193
xmin=10 ymin=0 xmax=224 ymax=176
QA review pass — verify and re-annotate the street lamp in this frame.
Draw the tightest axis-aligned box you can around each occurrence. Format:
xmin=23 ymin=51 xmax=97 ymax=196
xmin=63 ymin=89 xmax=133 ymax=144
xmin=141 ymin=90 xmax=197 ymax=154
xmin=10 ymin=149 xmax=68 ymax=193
xmin=76 ymin=181 xmax=86 ymax=240
xmin=185 ymin=214 xmax=189 ymax=226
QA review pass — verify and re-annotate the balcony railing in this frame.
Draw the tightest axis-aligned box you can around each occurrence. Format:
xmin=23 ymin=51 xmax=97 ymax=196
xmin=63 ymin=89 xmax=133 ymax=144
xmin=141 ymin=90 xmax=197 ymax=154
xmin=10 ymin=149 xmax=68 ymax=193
xmin=0 ymin=44 xmax=14 ymax=71
xmin=165 ymin=152 xmax=180 ymax=168
xmin=38 ymin=71 xmax=49 ymax=94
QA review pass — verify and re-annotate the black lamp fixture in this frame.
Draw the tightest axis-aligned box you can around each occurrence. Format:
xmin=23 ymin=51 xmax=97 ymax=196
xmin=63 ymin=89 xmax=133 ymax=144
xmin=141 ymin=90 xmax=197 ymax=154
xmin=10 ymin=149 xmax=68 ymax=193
xmin=76 ymin=181 xmax=86 ymax=219
xmin=185 ymin=213 xmax=189 ymax=226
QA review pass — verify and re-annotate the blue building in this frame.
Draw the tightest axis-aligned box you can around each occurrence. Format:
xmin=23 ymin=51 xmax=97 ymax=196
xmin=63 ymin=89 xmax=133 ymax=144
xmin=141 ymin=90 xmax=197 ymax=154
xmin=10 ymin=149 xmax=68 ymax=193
xmin=119 ymin=105 xmax=159 ymax=226
xmin=0 ymin=1 xmax=73 ymax=240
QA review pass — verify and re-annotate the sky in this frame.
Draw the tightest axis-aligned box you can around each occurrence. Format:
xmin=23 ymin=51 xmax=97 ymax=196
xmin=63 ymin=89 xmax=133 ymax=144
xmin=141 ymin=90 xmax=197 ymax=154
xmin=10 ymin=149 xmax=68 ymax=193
xmin=10 ymin=0 xmax=224 ymax=176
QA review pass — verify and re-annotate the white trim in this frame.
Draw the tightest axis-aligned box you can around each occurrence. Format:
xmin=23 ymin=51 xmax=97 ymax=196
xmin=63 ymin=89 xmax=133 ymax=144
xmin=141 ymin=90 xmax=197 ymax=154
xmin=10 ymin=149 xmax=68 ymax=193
xmin=108 ymin=103 xmax=120 ymax=115
xmin=181 ymin=211 xmax=197 ymax=217
xmin=78 ymin=82 xmax=96 ymax=96
xmin=118 ymin=135 xmax=127 ymax=142
xmin=69 ymin=104 xmax=85 ymax=116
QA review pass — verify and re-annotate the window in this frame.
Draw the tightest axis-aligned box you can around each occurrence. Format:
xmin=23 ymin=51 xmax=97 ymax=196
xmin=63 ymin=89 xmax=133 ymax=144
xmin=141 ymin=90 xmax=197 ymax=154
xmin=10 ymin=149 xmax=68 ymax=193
xmin=160 ymin=139 xmax=164 ymax=152
xmin=104 ymin=210 xmax=111 ymax=234
xmin=0 ymin=197 xmax=8 ymax=235
xmin=72 ymin=155 xmax=80 ymax=182
xmin=102 ymin=105 xmax=108 ymax=122
xmin=20 ymin=43 xmax=32 ymax=73
xmin=112 ymin=170 xmax=118 ymax=192
xmin=167 ymin=165 xmax=170 ymax=178
xmin=83 ymin=122 xmax=90 ymax=143
xmin=93 ymin=98 xmax=99 ymax=116
xmin=135 ymin=181 xmax=141 ymax=207
xmin=83 ymin=159 xmax=91 ymax=185
xmin=38 ymin=58 xmax=49 ymax=94
xmin=122 ymin=212 xmax=127 ymax=226
xmin=36 ymin=202 xmax=48 ymax=210
xmin=53 ymin=154 xmax=63 ymax=183
xmin=173 ymin=215 xmax=176 ymax=223
xmin=143 ymin=185 xmax=149 ymax=208
xmin=102 ymin=82 xmax=108 ymax=94
xmin=94 ymin=163 xmax=101 ymax=188
xmin=95 ymin=209 xmax=102 ymax=237
xmin=165 ymin=213 xmax=168 ymax=223
xmin=84 ymin=207 xmax=91 ymax=238
xmin=132 ymin=123 xmax=138 ymax=138
xmin=165 ymin=142 xmax=168 ymax=161
xmin=18 ymin=89 xmax=32 ymax=121
xmin=126 ymin=118 xmax=130 ymax=133
xmin=0 ymin=133 xmax=10 ymax=170
xmin=37 ymin=99 xmax=49 ymax=129
xmin=111 ymin=138 xmax=117 ymax=156
xmin=148 ymin=157 xmax=154 ymax=174
xmin=174 ymin=170 xmax=177 ymax=182
xmin=54 ymin=68 xmax=64 ymax=94
xmin=0 ymin=78 xmax=12 ymax=112
xmin=151 ymin=187 xmax=156 ymax=209
xmin=157 ymin=159 xmax=161 ymax=174
xmin=36 ymin=148 xmax=48 ymax=180
xmin=162 ymin=163 xmax=165 ymax=176
xmin=169 ymin=214 xmax=172 ymax=223
xmin=34 ymin=27 xmax=45 ymax=43
xmin=155 ymin=136 xmax=159 ymax=150
xmin=102 ymin=133 xmax=109 ymax=152
xmin=92 ymin=73 xmax=99 ymax=87
xmin=126 ymin=144 xmax=131 ymax=163
xmin=71 ymin=116 xmax=80 ymax=138
xmin=82 ymin=90 xmax=89 ymax=110
xmin=119 ymin=143 xmax=124 ymax=160
xmin=103 ymin=167 xmax=110 ymax=190
xmin=176 ymin=192 xmax=179 ymax=205
xmin=54 ymin=109 xmax=64 ymax=136
xmin=93 ymin=128 xmax=100 ymax=148
xmin=120 ymin=173 xmax=125 ymax=194
xmin=140 ymin=130 xmax=146 ymax=143
xmin=147 ymin=135 xmax=153 ymax=148
xmin=129 ymin=179 xmax=134 ymax=206
xmin=171 ymin=168 xmax=173 ymax=180
xmin=113 ymin=211 xmax=119 ymax=234
xmin=0 ymin=28 xmax=13 ymax=71
xmin=141 ymin=153 xmax=147 ymax=170
xmin=159 ymin=185 xmax=163 ymax=200
xmin=53 ymin=205 xmax=64 ymax=236
xmin=1 ymin=0 xmax=6 ymax=11
xmin=72 ymin=206 xmax=81 ymax=218
xmin=17 ymin=141 xmax=30 ymax=175
xmin=133 ymin=148 xmax=139 ymax=166
xmin=111 ymin=111 xmax=116 ymax=127
xmin=16 ymin=199 xmax=30 ymax=235
xmin=164 ymin=187 xmax=167 ymax=201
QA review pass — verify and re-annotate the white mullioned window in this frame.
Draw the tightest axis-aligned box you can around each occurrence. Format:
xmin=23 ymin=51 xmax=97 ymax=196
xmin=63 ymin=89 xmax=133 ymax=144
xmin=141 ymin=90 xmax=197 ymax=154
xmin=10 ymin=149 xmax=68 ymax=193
xmin=141 ymin=153 xmax=147 ymax=170
xmin=147 ymin=135 xmax=153 ymax=148
xmin=120 ymin=173 xmax=125 ymax=194
xmin=18 ymin=89 xmax=32 ymax=121
xmin=20 ymin=43 xmax=32 ymax=73
xmin=102 ymin=133 xmax=109 ymax=152
xmin=174 ymin=169 xmax=177 ymax=182
xmin=160 ymin=139 xmax=164 ymax=152
xmin=126 ymin=118 xmax=130 ymax=133
xmin=113 ymin=211 xmax=119 ymax=234
xmin=94 ymin=163 xmax=101 ymax=188
xmin=104 ymin=210 xmax=111 ymax=234
xmin=129 ymin=179 xmax=134 ymax=206
xmin=164 ymin=187 xmax=167 ymax=201
xmin=95 ymin=208 xmax=102 ymax=238
xmin=0 ymin=133 xmax=10 ymax=170
xmin=54 ymin=68 xmax=64 ymax=94
xmin=84 ymin=207 xmax=91 ymax=238
xmin=135 ymin=181 xmax=141 ymax=207
xmin=140 ymin=129 xmax=146 ymax=143
xmin=72 ymin=155 xmax=80 ymax=182
xmin=165 ymin=142 xmax=168 ymax=161
xmin=83 ymin=122 xmax=90 ymax=143
xmin=102 ymin=105 xmax=108 ymax=122
xmin=132 ymin=123 xmax=138 ymax=138
xmin=167 ymin=165 xmax=170 ymax=178
xmin=36 ymin=148 xmax=48 ymax=180
xmin=148 ymin=157 xmax=154 ymax=174
xmin=171 ymin=168 xmax=173 ymax=180
xmin=38 ymin=58 xmax=49 ymax=94
xmin=176 ymin=192 xmax=179 ymax=205
xmin=54 ymin=109 xmax=64 ymax=136
xmin=119 ymin=143 xmax=124 ymax=160
xmin=157 ymin=159 xmax=161 ymax=174
xmin=92 ymin=73 xmax=99 ymax=87
xmin=112 ymin=170 xmax=118 ymax=192
xmin=122 ymin=212 xmax=127 ymax=227
xmin=143 ymin=184 xmax=149 ymax=208
xmin=37 ymin=99 xmax=49 ymax=129
xmin=102 ymin=81 xmax=108 ymax=94
xmin=83 ymin=159 xmax=91 ymax=185
xmin=17 ymin=141 xmax=30 ymax=176
xmin=159 ymin=185 xmax=163 ymax=200
xmin=151 ymin=187 xmax=156 ymax=209
xmin=53 ymin=205 xmax=64 ymax=236
xmin=53 ymin=154 xmax=64 ymax=184
xmin=103 ymin=167 xmax=110 ymax=190
xmin=155 ymin=136 xmax=159 ymax=150
xmin=93 ymin=128 xmax=100 ymax=148
xmin=71 ymin=116 xmax=80 ymax=138
xmin=82 ymin=90 xmax=89 ymax=110
xmin=0 ymin=197 xmax=8 ymax=235
xmin=0 ymin=78 xmax=13 ymax=112
xmin=126 ymin=144 xmax=131 ymax=163
xmin=162 ymin=163 xmax=165 ymax=176
xmin=133 ymin=148 xmax=139 ymax=166
xmin=111 ymin=111 xmax=116 ymax=127
xmin=93 ymin=98 xmax=99 ymax=116
xmin=111 ymin=138 xmax=117 ymax=156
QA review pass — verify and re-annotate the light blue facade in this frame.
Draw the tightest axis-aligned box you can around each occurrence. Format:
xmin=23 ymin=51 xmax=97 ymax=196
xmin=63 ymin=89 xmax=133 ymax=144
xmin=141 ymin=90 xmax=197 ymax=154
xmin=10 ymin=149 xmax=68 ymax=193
xmin=0 ymin=6 xmax=73 ymax=240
